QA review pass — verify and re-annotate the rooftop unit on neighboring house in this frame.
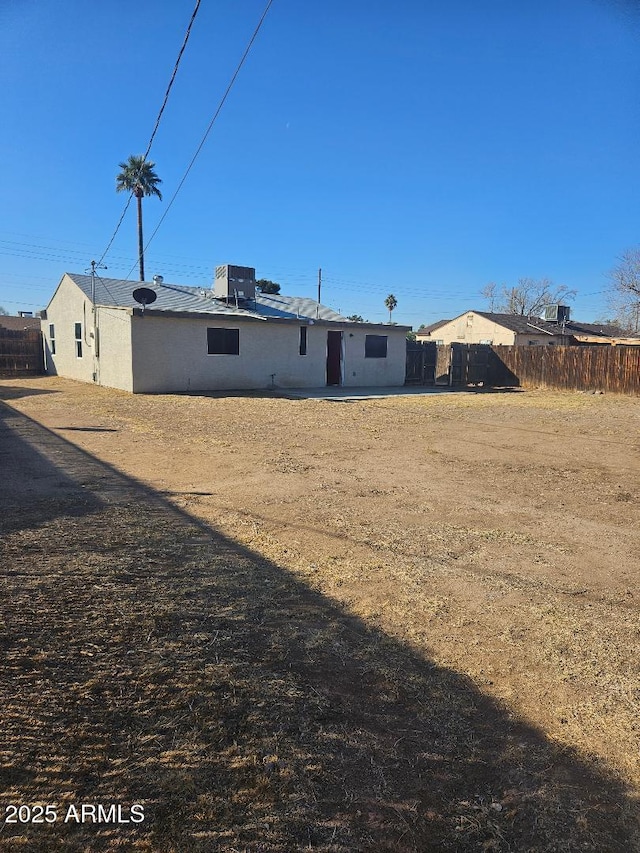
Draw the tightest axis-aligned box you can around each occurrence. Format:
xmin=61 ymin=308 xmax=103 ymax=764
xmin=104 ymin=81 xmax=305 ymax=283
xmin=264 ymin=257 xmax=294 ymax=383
xmin=213 ymin=264 xmax=256 ymax=302
xmin=542 ymin=304 xmax=571 ymax=323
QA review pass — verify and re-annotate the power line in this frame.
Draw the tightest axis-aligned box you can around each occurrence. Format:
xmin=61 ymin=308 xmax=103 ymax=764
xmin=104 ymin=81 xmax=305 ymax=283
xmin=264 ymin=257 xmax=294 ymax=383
xmin=126 ymin=0 xmax=275 ymax=279
xmin=0 ymin=298 xmax=48 ymax=308
xmin=98 ymin=0 xmax=203 ymax=268
xmin=321 ymin=276 xmax=466 ymax=300
xmin=93 ymin=272 xmax=126 ymax=314
xmin=141 ymin=0 xmax=203 ymax=165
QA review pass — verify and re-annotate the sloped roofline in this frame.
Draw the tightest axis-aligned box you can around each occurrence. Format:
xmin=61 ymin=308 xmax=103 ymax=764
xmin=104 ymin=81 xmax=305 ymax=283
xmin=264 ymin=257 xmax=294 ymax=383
xmin=47 ymin=272 xmax=411 ymax=330
xmin=439 ymin=309 xmax=629 ymax=338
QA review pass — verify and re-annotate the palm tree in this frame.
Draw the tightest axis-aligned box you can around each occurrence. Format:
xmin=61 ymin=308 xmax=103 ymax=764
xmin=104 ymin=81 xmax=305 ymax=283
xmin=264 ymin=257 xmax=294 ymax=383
xmin=116 ymin=155 xmax=162 ymax=282
xmin=385 ymin=293 xmax=398 ymax=323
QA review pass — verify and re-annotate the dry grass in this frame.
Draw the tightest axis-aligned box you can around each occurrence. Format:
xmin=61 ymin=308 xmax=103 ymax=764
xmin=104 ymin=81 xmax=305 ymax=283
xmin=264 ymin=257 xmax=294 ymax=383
xmin=0 ymin=378 xmax=638 ymax=851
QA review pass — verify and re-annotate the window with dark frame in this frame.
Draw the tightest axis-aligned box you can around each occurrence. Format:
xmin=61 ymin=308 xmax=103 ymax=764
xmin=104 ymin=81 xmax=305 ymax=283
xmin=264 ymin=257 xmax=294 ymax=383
xmin=299 ymin=325 xmax=307 ymax=356
xmin=74 ymin=322 xmax=82 ymax=358
xmin=364 ymin=334 xmax=388 ymax=358
xmin=49 ymin=324 xmax=56 ymax=355
xmin=207 ymin=327 xmax=240 ymax=355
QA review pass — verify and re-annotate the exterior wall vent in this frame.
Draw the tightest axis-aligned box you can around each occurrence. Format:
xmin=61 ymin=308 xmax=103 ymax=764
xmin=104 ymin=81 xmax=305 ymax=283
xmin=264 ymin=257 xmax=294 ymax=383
xmin=214 ymin=264 xmax=256 ymax=301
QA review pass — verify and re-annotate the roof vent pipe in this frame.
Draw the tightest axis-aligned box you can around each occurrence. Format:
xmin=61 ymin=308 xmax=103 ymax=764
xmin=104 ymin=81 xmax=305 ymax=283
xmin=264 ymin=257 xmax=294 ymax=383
xmin=153 ymin=275 xmax=164 ymax=286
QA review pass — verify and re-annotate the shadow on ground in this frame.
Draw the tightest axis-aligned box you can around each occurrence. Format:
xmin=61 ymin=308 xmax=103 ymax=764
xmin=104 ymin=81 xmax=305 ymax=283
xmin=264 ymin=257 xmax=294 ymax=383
xmin=0 ymin=383 xmax=57 ymax=401
xmin=0 ymin=401 xmax=637 ymax=852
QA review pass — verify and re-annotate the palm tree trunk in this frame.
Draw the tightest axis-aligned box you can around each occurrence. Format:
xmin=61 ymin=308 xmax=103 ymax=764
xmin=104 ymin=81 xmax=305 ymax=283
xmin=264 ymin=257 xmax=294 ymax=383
xmin=136 ymin=193 xmax=145 ymax=282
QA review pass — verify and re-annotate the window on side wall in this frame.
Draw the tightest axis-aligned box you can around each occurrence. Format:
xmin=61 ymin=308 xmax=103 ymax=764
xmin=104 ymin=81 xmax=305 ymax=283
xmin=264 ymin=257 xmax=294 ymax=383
xmin=207 ymin=327 xmax=239 ymax=355
xmin=528 ymin=340 xmax=539 ymax=346
xmin=49 ymin=324 xmax=56 ymax=355
xmin=365 ymin=334 xmax=387 ymax=358
xmin=299 ymin=325 xmax=307 ymax=356
xmin=74 ymin=322 xmax=82 ymax=358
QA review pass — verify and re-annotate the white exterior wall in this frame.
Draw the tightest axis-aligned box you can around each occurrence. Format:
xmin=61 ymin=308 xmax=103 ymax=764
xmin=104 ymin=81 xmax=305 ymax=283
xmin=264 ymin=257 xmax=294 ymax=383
xmin=429 ymin=314 xmax=516 ymax=345
xmin=130 ymin=315 xmax=325 ymax=393
xmin=42 ymin=275 xmax=134 ymax=391
xmin=42 ymin=274 xmax=98 ymax=384
xmin=129 ymin=315 xmax=407 ymax=393
xmin=341 ymin=326 xmax=407 ymax=387
xmin=94 ymin=307 xmax=134 ymax=392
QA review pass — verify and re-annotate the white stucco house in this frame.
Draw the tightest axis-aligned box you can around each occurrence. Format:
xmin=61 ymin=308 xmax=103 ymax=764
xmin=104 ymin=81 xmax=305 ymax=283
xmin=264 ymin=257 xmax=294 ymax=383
xmin=41 ymin=266 xmax=410 ymax=393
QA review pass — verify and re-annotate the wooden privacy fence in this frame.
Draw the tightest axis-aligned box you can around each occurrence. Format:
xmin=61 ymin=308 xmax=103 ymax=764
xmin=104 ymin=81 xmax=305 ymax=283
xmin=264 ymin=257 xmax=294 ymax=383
xmin=489 ymin=345 xmax=640 ymax=395
xmin=406 ymin=341 xmax=437 ymax=384
xmin=0 ymin=328 xmax=44 ymax=376
xmin=406 ymin=341 xmax=640 ymax=395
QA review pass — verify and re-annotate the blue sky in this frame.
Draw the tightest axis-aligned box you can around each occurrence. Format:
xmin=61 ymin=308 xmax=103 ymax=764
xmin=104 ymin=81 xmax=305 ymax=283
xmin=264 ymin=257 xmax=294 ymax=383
xmin=0 ymin=0 xmax=638 ymax=326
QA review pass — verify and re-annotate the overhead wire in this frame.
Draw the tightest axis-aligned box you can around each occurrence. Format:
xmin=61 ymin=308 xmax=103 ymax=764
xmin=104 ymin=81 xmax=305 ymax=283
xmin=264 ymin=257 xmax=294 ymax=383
xmin=125 ymin=0 xmax=275 ymax=280
xmin=92 ymin=272 xmax=126 ymax=313
xmin=0 ymin=237 xmax=218 ymax=278
xmin=97 ymin=0 xmax=203 ymax=268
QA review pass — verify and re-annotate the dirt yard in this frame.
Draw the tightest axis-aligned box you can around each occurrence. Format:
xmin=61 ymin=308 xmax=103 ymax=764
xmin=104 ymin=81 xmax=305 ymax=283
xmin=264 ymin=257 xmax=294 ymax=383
xmin=0 ymin=376 xmax=638 ymax=852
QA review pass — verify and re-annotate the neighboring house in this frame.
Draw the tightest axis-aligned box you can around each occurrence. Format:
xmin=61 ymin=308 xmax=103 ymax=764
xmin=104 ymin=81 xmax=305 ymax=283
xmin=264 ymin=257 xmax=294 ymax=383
xmin=415 ymin=310 xmax=639 ymax=347
xmin=41 ymin=267 xmax=410 ymax=393
xmin=414 ymin=320 xmax=451 ymax=343
xmin=0 ymin=315 xmax=42 ymax=331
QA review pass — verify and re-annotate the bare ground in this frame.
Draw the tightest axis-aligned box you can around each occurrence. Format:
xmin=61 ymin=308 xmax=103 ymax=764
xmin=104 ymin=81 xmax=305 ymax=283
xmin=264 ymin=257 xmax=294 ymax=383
xmin=0 ymin=376 xmax=638 ymax=852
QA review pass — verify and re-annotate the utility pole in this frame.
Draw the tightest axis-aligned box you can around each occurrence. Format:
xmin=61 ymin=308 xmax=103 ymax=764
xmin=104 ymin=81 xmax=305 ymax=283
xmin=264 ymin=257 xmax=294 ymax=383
xmin=88 ymin=259 xmax=107 ymax=305
xmin=86 ymin=260 xmax=107 ymax=383
xmin=316 ymin=267 xmax=321 ymax=319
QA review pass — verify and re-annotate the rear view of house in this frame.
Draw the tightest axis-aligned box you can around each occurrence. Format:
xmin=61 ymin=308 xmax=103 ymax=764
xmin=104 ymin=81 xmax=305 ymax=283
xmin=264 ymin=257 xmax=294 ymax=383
xmin=41 ymin=267 xmax=409 ymax=393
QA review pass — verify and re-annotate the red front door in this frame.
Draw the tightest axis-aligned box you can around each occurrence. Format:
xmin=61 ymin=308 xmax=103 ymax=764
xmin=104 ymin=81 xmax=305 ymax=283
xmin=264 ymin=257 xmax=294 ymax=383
xmin=326 ymin=331 xmax=342 ymax=386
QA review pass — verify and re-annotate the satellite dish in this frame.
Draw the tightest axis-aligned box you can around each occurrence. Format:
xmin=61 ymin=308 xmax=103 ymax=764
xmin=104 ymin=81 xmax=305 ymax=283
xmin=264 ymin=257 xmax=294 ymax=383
xmin=132 ymin=287 xmax=157 ymax=313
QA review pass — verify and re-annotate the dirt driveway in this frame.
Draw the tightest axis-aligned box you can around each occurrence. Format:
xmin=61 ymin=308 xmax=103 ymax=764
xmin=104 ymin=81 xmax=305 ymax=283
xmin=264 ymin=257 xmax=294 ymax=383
xmin=0 ymin=376 xmax=638 ymax=851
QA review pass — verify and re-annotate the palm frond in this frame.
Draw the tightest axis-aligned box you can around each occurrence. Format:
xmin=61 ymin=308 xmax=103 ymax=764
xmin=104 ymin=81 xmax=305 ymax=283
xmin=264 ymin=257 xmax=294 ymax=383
xmin=115 ymin=154 xmax=163 ymax=200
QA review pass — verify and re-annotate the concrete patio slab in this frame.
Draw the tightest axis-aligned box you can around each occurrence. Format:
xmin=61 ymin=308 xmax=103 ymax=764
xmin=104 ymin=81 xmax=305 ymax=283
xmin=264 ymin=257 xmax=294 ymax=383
xmin=275 ymin=385 xmax=473 ymax=401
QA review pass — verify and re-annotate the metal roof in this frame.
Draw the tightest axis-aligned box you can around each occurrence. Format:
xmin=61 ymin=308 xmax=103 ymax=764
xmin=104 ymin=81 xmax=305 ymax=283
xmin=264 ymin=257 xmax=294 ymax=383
xmin=65 ymin=273 xmax=349 ymax=322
